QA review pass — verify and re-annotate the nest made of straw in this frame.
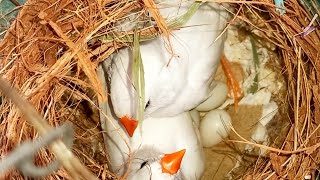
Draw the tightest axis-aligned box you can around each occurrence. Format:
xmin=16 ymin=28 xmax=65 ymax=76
xmin=0 ymin=0 xmax=319 ymax=179
xmin=234 ymin=0 xmax=320 ymax=179
xmin=0 ymin=0 xmax=156 ymax=179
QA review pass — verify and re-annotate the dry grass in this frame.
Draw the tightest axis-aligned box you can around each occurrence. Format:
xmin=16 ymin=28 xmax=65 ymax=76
xmin=228 ymin=0 xmax=320 ymax=179
xmin=0 ymin=0 xmax=150 ymax=179
xmin=0 ymin=0 xmax=319 ymax=179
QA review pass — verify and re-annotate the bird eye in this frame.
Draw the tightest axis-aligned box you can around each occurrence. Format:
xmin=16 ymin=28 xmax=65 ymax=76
xmin=145 ymin=100 xmax=150 ymax=109
xmin=140 ymin=161 xmax=148 ymax=169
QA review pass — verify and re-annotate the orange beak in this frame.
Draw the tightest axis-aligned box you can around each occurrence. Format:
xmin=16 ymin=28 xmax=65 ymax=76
xmin=160 ymin=149 xmax=186 ymax=175
xmin=120 ymin=116 xmax=138 ymax=137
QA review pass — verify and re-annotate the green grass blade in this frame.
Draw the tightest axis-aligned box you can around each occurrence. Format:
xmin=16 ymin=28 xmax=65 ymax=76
xmin=133 ymin=30 xmax=145 ymax=130
xmin=167 ymin=2 xmax=202 ymax=28
xmin=249 ymin=35 xmax=259 ymax=93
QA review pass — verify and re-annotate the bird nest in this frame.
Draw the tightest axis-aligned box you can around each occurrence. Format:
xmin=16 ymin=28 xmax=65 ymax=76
xmin=0 ymin=0 xmax=319 ymax=179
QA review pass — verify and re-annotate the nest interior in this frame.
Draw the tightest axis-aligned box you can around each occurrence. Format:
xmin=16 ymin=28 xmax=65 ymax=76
xmin=0 ymin=0 xmax=319 ymax=179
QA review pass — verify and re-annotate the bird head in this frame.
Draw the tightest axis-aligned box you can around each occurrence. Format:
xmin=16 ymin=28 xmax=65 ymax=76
xmin=128 ymin=149 xmax=186 ymax=180
xmin=110 ymin=48 xmax=153 ymax=137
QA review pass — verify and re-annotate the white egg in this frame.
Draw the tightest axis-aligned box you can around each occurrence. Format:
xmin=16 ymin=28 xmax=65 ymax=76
xmin=199 ymin=109 xmax=232 ymax=147
xmin=196 ymin=82 xmax=228 ymax=112
xmin=189 ymin=109 xmax=200 ymax=127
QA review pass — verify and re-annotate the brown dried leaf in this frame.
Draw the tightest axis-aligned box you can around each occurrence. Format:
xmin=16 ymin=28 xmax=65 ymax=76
xmin=270 ymin=173 xmax=278 ymax=180
xmin=243 ymin=174 xmax=253 ymax=180
xmin=270 ymin=153 xmax=287 ymax=176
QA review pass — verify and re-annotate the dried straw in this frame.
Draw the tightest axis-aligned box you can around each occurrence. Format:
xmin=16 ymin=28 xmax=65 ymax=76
xmin=223 ymin=0 xmax=320 ymax=178
xmin=0 ymin=0 xmax=150 ymax=179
